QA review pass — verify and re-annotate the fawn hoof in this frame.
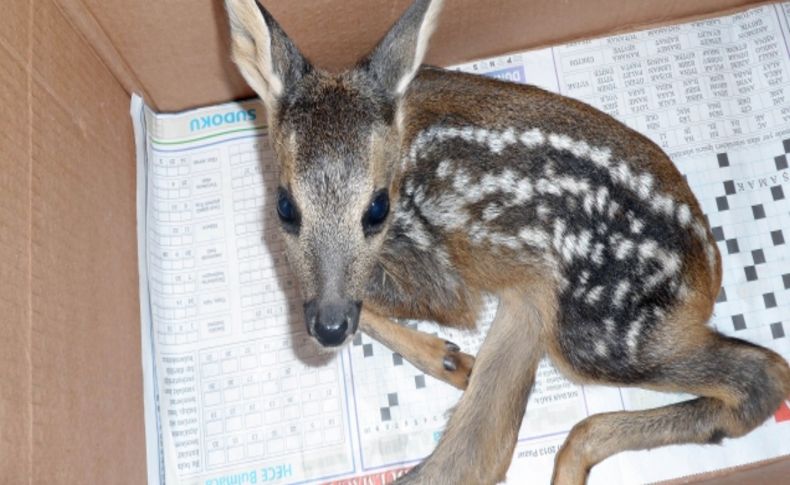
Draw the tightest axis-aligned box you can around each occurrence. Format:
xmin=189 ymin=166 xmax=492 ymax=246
xmin=442 ymin=347 xmax=474 ymax=390
xmin=444 ymin=340 xmax=460 ymax=352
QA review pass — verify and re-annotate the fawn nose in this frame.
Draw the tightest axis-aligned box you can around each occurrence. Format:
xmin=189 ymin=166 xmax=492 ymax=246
xmin=304 ymin=299 xmax=361 ymax=347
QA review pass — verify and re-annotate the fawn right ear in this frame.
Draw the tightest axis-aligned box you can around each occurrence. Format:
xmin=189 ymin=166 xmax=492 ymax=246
xmin=225 ymin=0 xmax=310 ymax=114
xmin=360 ymin=0 xmax=444 ymax=99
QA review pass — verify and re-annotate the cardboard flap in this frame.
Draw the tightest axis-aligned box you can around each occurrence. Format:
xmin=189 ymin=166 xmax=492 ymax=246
xmin=0 ymin=1 xmax=32 ymax=481
xmin=77 ymin=0 xmax=766 ymax=111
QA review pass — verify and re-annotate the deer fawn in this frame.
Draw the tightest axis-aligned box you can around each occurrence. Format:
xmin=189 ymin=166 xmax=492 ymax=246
xmin=225 ymin=0 xmax=790 ymax=483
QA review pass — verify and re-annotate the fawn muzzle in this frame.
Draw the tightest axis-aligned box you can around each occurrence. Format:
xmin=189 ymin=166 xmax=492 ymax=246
xmin=304 ymin=299 xmax=362 ymax=347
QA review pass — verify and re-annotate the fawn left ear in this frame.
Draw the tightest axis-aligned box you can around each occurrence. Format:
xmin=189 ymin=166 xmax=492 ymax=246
xmin=359 ymin=0 xmax=444 ymax=99
xmin=225 ymin=0 xmax=311 ymax=115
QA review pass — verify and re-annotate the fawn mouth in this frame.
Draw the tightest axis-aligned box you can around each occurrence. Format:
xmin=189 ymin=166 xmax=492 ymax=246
xmin=303 ymin=299 xmax=362 ymax=348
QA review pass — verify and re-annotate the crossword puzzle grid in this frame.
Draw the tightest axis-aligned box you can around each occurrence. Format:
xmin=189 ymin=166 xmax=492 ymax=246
xmin=694 ymin=139 xmax=790 ymax=348
xmin=229 ymin=140 xmax=301 ymax=336
xmin=149 ymin=153 xmax=202 ymax=345
xmin=198 ymin=337 xmax=348 ymax=471
xmin=347 ymin=296 xmax=587 ymax=470
xmin=552 ymin=5 xmax=790 ymax=156
xmin=348 ymin=328 xmax=465 ymax=469
xmin=622 ymin=138 xmax=790 ymax=413
xmin=346 ymin=299 xmax=497 ymax=469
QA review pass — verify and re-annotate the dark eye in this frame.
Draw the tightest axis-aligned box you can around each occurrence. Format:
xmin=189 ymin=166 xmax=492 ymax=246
xmin=276 ymin=187 xmax=300 ymax=233
xmin=363 ymin=189 xmax=390 ymax=236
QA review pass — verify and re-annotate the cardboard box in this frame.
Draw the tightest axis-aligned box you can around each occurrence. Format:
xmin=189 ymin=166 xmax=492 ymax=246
xmin=0 ymin=0 xmax=786 ymax=482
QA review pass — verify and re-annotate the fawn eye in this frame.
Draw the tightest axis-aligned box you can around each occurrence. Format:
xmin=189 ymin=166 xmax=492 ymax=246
xmin=363 ymin=189 xmax=390 ymax=236
xmin=276 ymin=187 xmax=300 ymax=233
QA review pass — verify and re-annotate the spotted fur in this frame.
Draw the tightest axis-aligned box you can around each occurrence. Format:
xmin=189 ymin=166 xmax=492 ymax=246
xmin=368 ymin=70 xmax=721 ymax=385
xmin=226 ymin=1 xmax=790 ymax=484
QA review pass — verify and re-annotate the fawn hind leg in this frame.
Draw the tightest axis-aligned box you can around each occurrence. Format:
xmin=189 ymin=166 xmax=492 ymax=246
xmin=396 ymin=284 xmax=555 ymax=484
xmin=360 ymin=309 xmax=475 ymax=390
xmin=552 ymin=306 xmax=790 ymax=485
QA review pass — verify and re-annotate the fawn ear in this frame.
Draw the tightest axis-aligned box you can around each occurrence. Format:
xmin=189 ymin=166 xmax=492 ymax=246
xmin=360 ymin=0 xmax=443 ymax=98
xmin=225 ymin=0 xmax=311 ymax=114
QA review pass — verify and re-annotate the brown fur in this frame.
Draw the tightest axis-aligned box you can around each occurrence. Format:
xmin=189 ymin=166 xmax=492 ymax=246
xmin=225 ymin=1 xmax=790 ymax=483
xmin=398 ymin=283 xmax=554 ymax=484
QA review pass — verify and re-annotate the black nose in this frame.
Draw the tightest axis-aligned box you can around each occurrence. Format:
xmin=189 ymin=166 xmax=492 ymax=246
xmin=304 ymin=299 xmax=361 ymax=347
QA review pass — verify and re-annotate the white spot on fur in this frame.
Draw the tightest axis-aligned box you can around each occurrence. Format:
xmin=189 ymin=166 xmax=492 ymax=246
xmin=583 ymin=194 xmax=594 ymax=215
xmin=477 ymin=173 xmax=502 ymax=195
xmin=595 ymin=187 xmax=609 ymax=213
xmin=630 ymin=217 xmax=644 ymax=234
xmin=591 ymin=243 xmax=605 ymax=265
xmin=615 ymin=239 xmax=634 ymax=260
xmin=613 ymin=280 xmax=631 ymax=307
xmin=482 ymin=204 xmax=501 ymax=222
xmin=536 ymin=179 xmax=562 ymax=196
xmin=625 ymin=318 xmax=643 ymax=354
xmin=557 ymin=176 xmax=590 ymax=195
xmin=677 ymin=282 xmax=691 ymax=300
xmin=576 ymin=230 xmax=593 ymax=258
xmin=519 ymin=128 xmax=544 ymax=147
xmin=407 ymin=220 xmax=432 ymax=249
xmin=641 ymin=246 xmax=683 ymax=288
xmin=487 ymin=128 xmax=517 ymax=154
xmin=607 ymin=201 xmax=620 ymax=219
xmin=468 ymin=222 xmax=488 ymax=243
xmin=436 ymin=160 xmax=452 ymax=179
xmin=579 ymin=271 xmax=590 ymax=285
xmin=548 ymin=133 xmax=574 ymax=151
xmin=589 ymin=147 xmax=612 ymax=167
xmin=636 ymin=174 xmax=654 ymax=200
xmin=637 ymin=240 xmax=659 ymax=260
xmin=586 ymin=286 xmax=604 ymax=305
xmin=452 ymin=170 xmax=470 ymax=193
xmin=552 ymin=220 xmax=567 ymax=253
xmin=594 ymin=340 xmax=609 ymax=357
xmin=413 ymin=184 xmax=426 ymax=205
xmin=420 ymin=193 xmax=468 ymax=230
xmin=612 ymin=162 xmax=632 ymax=186
xmin=570 ymin=140 xmax=591 ymax=158
xmin=519 ymin=227 xmax=550 ymax=249
xmin=474 ymin=128 xmax=488 ymax=144
xmin=560 ymin=234 xmax=577 ymax=262
xmin=677 ymin=204 xmax=691 ymax=226
xmin=705 ymin=243 xmax=717 ymax=271
xmin=651 ymin=194 xmax=675 ymax=216
xmin=536 ymin=205 xmax=551 ymax=219
xmin=512 ymin=178 xmax=533 ymax=204
xmin=488 ymin=233 xmax=521 ymax=250
xmin=691 ymin=221 xmax=708 ymax=241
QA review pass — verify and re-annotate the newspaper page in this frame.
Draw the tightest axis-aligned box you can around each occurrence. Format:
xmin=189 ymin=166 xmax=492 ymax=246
xmin=133 ymin=3 xmax=790 ymax=484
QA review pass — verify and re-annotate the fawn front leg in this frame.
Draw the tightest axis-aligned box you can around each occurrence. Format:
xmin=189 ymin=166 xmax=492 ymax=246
xmin=360 ymin=309 xmax=474 ymax=390
xmin=395 ymin=286 xmax=551 ymax=484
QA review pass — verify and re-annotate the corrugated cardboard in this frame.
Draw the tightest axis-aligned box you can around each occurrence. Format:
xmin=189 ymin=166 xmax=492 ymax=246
xmin=2 ymin=0 xmax=145 ymax=483
xmin=69 ymin=0 xmax=770 ymax=111
xmin=0 ymin=1 xmax=32 ymax=482
xmin=0 ymin=0 xmax=786 ymax=482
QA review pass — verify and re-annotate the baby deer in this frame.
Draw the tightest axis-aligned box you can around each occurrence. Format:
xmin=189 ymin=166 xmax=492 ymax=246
xmin=225 ymin=0 xmax=790 ymax=483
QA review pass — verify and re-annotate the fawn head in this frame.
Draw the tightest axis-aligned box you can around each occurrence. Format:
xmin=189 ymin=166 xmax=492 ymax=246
xmin=226 ymin=0 xmax=443 ymax=347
